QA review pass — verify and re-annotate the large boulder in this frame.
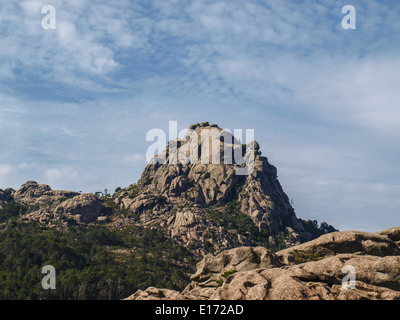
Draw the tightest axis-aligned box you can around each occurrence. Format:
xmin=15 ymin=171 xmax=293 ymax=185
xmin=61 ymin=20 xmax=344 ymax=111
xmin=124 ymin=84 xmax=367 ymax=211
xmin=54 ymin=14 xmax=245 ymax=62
xmin=13 ymin=181 xmax=80 ymax=206
xmin=127 ymin=227 xmax=400 ymax=300
xmin=211 ymin=254 xmax=400 ymax=300
xmin=276 ymin=231 xmax=400 ymax=264
xmin=125 ymin=287 xmax=197 ymax=300
xmin=54 ymin=194 xmax=106 ymax=223
xmin=376 ymin=227 xmax=400 ymax=242
xmin=168 ymin=210 xmax=205 ymax=242
xmin=183 ymin=246 xmax=281 ymax=299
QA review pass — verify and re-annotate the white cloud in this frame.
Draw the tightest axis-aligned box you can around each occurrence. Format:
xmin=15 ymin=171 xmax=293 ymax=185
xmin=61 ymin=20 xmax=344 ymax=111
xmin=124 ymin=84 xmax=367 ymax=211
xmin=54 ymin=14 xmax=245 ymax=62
xmin=44 ymin=166 xmax=81 ymax=190
xmin=120 ymin=153 xmax=146 ymax=166
xmin=269 ymin=55 xmax=400 ymax=135
xmin=263 ymin=135 xmax=400 ymax=232
xmin=0 ymin=0 xmax=149 ymax=89
xmin=0 ymin=0 xmax=399 ymax=232
xmin=0 ymin=163 xmax=34 ymax=190
xmin=0 ymin=164 xmax=13 ymax=179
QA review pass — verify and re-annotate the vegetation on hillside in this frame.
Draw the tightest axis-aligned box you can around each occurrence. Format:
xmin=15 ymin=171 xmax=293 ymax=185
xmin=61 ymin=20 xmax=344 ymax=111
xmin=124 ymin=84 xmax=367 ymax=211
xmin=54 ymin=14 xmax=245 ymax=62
xmin=299 ymin=218 xmax=338 ymax=239
xmin=0 ymin=186 xmax=337 ymax=300
xmin=0 ymin=217 xmax=196 ymax=300
xmin=205 ymin=201 xmax=288 ymax=252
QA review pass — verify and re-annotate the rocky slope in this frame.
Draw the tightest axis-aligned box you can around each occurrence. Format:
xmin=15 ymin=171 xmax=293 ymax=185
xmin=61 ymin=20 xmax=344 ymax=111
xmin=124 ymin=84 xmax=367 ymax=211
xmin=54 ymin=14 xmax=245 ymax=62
xmin=109 ymin=122 xmax=335 ymax=254
xmin=0 ymin=181 xmax=108 ymax=225
xmin=0 ymin=122 xmax=336 ymax=255
xmin=127 ymin=227 xmax=400 ymax=300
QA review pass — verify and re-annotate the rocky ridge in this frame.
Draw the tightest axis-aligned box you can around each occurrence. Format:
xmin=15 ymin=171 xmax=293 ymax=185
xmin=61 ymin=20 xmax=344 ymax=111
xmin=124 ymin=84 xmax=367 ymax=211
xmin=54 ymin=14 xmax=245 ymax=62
xmin=127 ymin=227 xmax=400 ymax=300
xmin=109 ymin=122 xmax=335 ymax=254
xmin=0 ymin=122 xmax=335 ymax=255
xmin=0 ymin=181 xmax=108 ymax=225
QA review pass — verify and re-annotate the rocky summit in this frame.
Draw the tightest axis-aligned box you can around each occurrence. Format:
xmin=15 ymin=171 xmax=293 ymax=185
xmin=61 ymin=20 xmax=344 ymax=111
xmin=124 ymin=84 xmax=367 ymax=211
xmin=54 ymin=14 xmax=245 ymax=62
xmin=110 ymin=122 xmax=335 ymax=254
xmin=0 ymin=122 xmax=335 ymax=255
xmin=127 ymin=227 xmax=400 ymax=300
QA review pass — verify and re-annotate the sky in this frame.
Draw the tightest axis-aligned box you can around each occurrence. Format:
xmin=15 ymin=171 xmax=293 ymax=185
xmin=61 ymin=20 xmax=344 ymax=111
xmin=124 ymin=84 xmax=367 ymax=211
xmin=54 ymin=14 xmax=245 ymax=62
xmin=0 ymin=0 xmax=399 ymax=232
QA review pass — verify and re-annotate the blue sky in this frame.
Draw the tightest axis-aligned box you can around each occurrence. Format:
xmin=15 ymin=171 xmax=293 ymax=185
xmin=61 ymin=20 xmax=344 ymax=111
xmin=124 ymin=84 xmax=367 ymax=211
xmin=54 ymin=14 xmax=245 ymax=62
xmin=0 ymin=0 xmax=399 ymax=232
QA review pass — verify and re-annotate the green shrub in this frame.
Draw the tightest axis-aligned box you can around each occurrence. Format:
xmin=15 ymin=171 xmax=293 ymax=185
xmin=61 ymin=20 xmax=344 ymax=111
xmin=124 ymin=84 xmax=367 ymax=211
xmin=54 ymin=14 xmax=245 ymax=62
xmin=0 ymin=202 xmax=27 ymax=222
xmin=216 ymin=279 xmax=224 ymax=287
xmin=221 ymin=270 xmax=237 ymax=278
xmin=292 ymin=251 xmax=322 ymax=265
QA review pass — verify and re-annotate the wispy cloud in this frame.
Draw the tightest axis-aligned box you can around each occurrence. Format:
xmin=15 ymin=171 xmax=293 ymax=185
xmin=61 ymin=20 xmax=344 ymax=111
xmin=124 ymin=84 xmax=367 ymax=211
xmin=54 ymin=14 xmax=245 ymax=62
xmin=0 ymin=0 xmax=151 ymax=92
xmin=0 ymin=0 xmax=399 ymax=231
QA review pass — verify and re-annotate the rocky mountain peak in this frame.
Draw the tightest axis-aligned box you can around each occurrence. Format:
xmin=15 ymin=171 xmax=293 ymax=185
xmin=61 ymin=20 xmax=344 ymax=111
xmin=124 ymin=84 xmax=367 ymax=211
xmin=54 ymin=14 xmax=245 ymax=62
xmin=147 ymin=121 xmax=247 ymax=168
xmin=0 ymin=122 xmax=336 ymax=255
xmin=141 ymin=122 xmax=300 ymax=228
xmin=112 ymin=122 xmax=330 ymax=253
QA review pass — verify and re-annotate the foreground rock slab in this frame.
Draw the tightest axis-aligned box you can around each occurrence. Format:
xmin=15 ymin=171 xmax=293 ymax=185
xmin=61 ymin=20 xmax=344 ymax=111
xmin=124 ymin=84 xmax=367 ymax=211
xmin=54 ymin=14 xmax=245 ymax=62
xmin=127 ymin=227 xmax=400 ymax=300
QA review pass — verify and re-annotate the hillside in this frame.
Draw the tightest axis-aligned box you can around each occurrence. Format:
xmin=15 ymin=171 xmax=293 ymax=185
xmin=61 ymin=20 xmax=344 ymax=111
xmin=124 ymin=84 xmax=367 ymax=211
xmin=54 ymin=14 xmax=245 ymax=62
xmin=108 ymin=122 xmax=336 ymax=253
xmin=0 ymin=122 xmax=336 ymax=299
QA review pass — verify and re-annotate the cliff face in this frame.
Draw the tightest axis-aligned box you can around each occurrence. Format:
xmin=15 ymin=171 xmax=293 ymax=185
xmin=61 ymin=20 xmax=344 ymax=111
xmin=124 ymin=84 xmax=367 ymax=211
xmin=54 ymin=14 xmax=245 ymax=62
xmin=111 ymin=122 xmax=324 ymax=254
xmin=0 ymin=122 xmax=335 ymax=255
xmin=137 ymin=122 xmax=302 ymax=232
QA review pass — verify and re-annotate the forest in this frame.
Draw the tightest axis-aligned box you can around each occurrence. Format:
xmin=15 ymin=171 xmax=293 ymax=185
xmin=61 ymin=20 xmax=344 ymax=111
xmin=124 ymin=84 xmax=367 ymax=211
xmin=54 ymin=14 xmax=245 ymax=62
xmin=0 ymin=218 xmax=196 ymax=300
